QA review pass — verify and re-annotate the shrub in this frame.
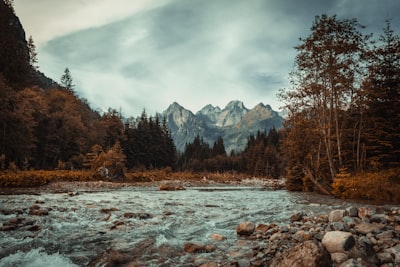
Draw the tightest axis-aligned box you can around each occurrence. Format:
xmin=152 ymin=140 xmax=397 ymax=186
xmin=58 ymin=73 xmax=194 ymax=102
xmin=332 ymin=168 xmax=400 ymax=204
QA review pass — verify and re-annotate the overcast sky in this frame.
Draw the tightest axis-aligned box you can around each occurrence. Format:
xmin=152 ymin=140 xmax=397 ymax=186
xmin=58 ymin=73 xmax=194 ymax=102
xmin=14 ymin=0 xmax=400 ymax=117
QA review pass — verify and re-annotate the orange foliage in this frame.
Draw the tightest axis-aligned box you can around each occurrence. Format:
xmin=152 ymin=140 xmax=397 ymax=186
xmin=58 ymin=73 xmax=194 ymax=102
xmin=0 ymin=170 xmax=95 ymax=187
xmin=332 ymin=168 xmax=400 ymax=204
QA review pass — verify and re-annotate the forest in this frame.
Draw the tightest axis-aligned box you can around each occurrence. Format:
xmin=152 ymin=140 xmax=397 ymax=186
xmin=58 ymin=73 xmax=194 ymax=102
xmin=1 ymin=1 xmax=399 ymax=202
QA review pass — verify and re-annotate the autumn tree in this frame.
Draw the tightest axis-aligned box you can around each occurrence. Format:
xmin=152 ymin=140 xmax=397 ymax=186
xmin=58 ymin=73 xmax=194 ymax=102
xmin=0 ymin=76 xmax=44 ymax=167
xmin=279 ymin=14 xmax=369 ymax=191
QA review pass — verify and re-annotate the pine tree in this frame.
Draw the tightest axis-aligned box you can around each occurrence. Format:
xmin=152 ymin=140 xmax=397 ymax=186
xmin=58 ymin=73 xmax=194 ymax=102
xmin=60 ymin=67 xmax=75 ymax=93
xmin=363 ymin=20 xmax=400 ymax=169
xmin=212 ymin=136 xmax=226 ymax=157
xmin=27 ymin=36 xmax=38 ymax=70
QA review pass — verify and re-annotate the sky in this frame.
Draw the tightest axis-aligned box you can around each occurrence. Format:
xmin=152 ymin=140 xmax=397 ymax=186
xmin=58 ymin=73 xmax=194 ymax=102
xmin=14 ymin=0 xmax=400 ymax=117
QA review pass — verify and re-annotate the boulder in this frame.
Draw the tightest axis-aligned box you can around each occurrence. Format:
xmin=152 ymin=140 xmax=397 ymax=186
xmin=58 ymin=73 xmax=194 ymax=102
xmin=322 ymin=231 xmax=355 ymax=253
xmin=236 ymin=221 xmax=255 ymax=236
xmin=270 ymin=240 xmax=332 ymax=267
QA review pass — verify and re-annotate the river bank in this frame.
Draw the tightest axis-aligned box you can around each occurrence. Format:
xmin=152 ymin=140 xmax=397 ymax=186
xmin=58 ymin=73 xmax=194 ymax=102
xmin=0 ymin=177 xmax=285 ymax=195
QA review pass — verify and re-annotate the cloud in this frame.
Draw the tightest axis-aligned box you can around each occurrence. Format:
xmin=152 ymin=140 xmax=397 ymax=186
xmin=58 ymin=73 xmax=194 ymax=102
xmin=14 ymin=0 xmax=169 ymax=45
xmin=17 ymin=0 xmax=400 ymax=116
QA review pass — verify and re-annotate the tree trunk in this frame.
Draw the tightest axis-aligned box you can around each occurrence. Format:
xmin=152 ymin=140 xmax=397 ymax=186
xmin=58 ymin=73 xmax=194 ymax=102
xmin=303 ymin=167 xmax=332 ymax=195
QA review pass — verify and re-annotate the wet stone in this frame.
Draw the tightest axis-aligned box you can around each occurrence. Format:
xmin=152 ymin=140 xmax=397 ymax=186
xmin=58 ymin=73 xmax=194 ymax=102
xmin=290 ymin=211 xmax=306 ymax=222
xmin=236 ymin=221 xmax=255 ymax=236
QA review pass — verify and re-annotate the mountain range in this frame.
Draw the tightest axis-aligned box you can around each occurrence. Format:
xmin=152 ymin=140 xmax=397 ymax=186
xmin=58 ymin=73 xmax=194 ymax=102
xmin=162 ymin=100 xmax=284 ymax=153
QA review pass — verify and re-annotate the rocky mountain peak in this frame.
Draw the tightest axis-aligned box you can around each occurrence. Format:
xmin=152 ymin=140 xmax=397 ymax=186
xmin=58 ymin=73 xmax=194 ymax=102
xmin=163 ymin=101 xmax=284 ymax=152
xmin=167 ymin=101 xmax=185 ymax=112
xmin=224 ymin=100 xmax=247 ymax=111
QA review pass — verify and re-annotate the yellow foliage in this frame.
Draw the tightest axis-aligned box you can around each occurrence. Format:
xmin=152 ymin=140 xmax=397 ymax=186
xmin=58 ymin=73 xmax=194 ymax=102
xmin=332 ymin=168 xmax=400 ymax=204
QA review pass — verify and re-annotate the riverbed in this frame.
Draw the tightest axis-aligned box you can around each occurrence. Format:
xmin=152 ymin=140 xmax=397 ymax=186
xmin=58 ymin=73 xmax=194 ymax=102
xmin=0 ymin=184 xmax=375 ymax=266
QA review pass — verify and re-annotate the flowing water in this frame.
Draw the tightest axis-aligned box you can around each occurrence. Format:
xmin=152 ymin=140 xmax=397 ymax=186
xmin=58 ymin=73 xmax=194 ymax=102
xmin=0 ymin=184 xmax=375 ymax=266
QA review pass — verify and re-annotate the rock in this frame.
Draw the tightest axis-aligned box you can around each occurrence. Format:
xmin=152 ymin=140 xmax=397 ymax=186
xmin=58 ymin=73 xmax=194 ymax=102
xmin=270 ymin=232 xmax=283 ymax=242
xmin=26 ymin=225 xmax=41 ymax=231
xmin=322 ymin=231 xmax=355 ymax=253
xmin=331 ymin=252 xmax=348 ymax=266
xmin=342 ymin=216 xmax=361 ymax=228
xmin=290 ymin=212 xmax=306 ymax=223
xmin=293 ymin=230 xmax=311 ymax=242
xmin=330 ymin=222 xmax=345 ymax=231
xmin=377 ymin=252 xmax=392 ymax=264
xmin=255 ymin=223 xmax=271 ymax=233
xmin=270 ymin=240 xmax=332 ymax=267
xmin=204 ymin=245 xmax=216 ymax=253
xmin=1 ymin=225 xmax=17 ymax=231
xmin=28 ymin=206 xmax=48 ymax=216
xmin=386 ymin=244 xmax=400 ymax=264
xmin=376 ymin=230 xmax=393 ymax=240
xmin=100 ymin=207 xmax=119 ymax=213
xmin=184 ymin=243 xmax=204 ymax=253
xmin=316 ymin=214 xmax=329 ymax=223
xmin=236 ymin=221 xmax=255 ymax=236
xmin=346 ymin=206 xmax=359 ymax=217
xmin=369 ymin=213 xmax=386 ymax=223
xmin=347 ymin=235 xmax=379 ymax=266
xmin=159 ymin=182 xmax=186 ymax=191
xmin=358 ymin=207 xmax=375 ymax=219
xmin=135 ymin=213 xmax=152 ymax=219
xmin=210 ymin=233 xmax=225 ymax=241
xmin=329 ymin=209 xmax=348 ymax=222
xmin=354 ymin=222 xmax=384 ymax=235
xmin=199 ymin=262 xmax=219 ymax=267
xmin=338 ymin=258 xmax=365 ymax=267
xmin=123 ymin=212 xmax=134 ymax=218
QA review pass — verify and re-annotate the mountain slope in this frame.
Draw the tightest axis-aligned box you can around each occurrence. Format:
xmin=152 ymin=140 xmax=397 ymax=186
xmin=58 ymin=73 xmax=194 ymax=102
xmin=163 ymin=101 xmax=284 ymax=153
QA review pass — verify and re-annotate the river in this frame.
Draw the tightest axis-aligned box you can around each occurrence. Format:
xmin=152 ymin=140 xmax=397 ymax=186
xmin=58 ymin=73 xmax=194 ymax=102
xmin=0 ymin=184 xmax=374 ymax=266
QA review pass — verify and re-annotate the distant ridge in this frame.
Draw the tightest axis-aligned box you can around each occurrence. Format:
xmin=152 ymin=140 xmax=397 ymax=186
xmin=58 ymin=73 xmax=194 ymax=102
xmin=162 ymin=100 xmax=284 ymax=152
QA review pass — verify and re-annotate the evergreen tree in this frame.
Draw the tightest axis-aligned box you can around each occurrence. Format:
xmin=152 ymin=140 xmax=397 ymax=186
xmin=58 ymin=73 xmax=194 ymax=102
xmin=363 ymin=20 xmax=400 ymax=169
xmin=27 ymin=36 xmax=38 ymax=70
xmin=212 ymin=136 xmax=226 ymax=157
xmin=60 ymin=67 xmax=75 ymax=93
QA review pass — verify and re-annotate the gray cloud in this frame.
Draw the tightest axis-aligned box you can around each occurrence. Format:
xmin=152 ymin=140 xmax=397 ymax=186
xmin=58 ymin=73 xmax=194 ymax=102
xmin=30 ymin=0 xmax=400 ymax=116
